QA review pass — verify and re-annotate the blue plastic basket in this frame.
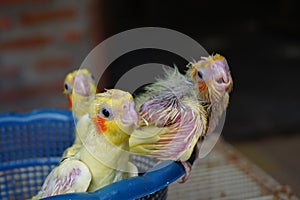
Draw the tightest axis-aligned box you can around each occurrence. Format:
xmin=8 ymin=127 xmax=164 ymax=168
xmin=0 ymin=109 xmax=187 ymax=200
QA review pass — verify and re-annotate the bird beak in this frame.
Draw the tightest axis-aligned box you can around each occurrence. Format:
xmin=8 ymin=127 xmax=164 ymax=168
xmin=121 ymin=101 xmax=138 ymax=126
xmin=212 ymin=60 xmax=231 ymax=92
xmin=74 ymin=74 xmax=90 ymax=96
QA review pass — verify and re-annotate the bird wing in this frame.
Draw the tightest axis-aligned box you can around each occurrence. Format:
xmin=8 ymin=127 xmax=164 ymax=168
xmin=130 ymin=96 xmax=207 ymax=161
xmin=36 ymin=158 xmax=91 ymax=198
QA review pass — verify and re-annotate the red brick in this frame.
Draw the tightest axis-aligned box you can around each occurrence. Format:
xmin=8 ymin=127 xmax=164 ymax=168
xmin=0 ymin=80 xmax=62 ymax=101
xmin=0 ymin=90 xmax=17 ymax=101
xmin=0 ymin=35 xmax=52 ymax=50
xmin=0 ymin=0 xmax=47 ymax=5
xmin=20 ymin=8 xmax=76 ymax=26
xmin=0 ymin=14 xmax=11 ymax=30
xmin=27 ymin=81 xmax=62 ymax=97
xmin=88 ymin=0 xmax=103 ymax=44
xmin=0 ymin=66 xmax=19 ymax=77
xmin=34 ymin=57 xmax=72 ymax=71
xmin=63 ymin=30 xmax=82 ymax=42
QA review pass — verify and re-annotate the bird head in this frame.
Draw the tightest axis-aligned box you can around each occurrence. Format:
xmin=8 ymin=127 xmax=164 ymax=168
xmin=89 ymin=89 xmax=138 ymax=145
xmin=189 ymin=54 xmax=233 ymax=101
xmin=63 ymin=69 xmax=97 ymax=109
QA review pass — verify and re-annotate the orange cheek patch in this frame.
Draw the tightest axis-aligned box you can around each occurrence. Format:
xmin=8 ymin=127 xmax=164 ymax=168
xmin=198 ymin=81 xmax=207 ymax=92
xmin=93 ymin=116 xmax=107 ymax=133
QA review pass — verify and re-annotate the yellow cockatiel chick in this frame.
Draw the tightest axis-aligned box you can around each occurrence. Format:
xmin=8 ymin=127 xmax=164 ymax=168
xmin=32 ymin=89 xmax=138 ymax=199
xmin=62 ymin=68 xmax=97 ymax=157
xmin=63 ymin=68 xmax=97 ymax=120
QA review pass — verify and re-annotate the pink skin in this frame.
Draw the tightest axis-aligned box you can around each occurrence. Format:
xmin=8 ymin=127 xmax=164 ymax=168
xmin=178 ymin=144 xmax=199 ymax=183
xmin=178 ymin=161 xmax=192 ymax=183
xmin=73 ymin=74 xmax=91 ymax=96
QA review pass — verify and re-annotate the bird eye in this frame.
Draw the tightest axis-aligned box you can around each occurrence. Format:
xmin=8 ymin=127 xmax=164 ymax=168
xmin=99 ymin=107 xmax=113 ymax=119
xmin=64 ymin=82 xmax=72 ymax=92
xmin=90 ymin=74 xmax=95 ymax=81
xmin=197 ymin=71 xmax=203 ymax=79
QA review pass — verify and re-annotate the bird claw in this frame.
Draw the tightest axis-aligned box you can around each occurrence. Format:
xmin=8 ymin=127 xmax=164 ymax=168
xmin=178 ymin=161 xmax=192 ymax=183
xmin=178 ymin=143 xmax=200 ymax=183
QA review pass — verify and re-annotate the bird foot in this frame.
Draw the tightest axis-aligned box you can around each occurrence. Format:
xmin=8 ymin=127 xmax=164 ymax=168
xmin=178 ymin=161 xmax=192 ymax=183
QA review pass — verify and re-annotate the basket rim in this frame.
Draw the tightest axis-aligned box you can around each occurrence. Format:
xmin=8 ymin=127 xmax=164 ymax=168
xmin=0 ymin=109 xmax=73 ymax=123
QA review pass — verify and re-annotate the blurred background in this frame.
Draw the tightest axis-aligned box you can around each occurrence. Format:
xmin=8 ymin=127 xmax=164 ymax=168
xmin=0 ymin=0 xmax=299 ymax=196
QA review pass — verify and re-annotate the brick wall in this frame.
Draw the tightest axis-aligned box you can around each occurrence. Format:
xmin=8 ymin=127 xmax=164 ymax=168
xmin=0 ymin=0 xmax=102 ymax=112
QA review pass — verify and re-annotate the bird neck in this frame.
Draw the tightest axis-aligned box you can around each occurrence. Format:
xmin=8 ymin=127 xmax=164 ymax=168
xmin=206 ymin=92 xmax=229 ymax=134
xmin=79 ymin=123 xmax=130 ymax=167
xmin=103 ymin=128 xmax=130 ymax=147
xmin=211 ymin=92 xmax=229 ymax=114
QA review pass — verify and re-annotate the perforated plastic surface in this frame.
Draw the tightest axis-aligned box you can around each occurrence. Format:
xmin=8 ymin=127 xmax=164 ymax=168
xmin=0 ymin=109 xmax=185 ymax=200
xmin=0 ymin=110 xmax=74 ymax=163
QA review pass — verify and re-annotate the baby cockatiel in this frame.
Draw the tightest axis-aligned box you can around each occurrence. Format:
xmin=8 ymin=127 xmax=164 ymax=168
xmin=62 ymin=68 xmax=97 ymax=157
xmin=63 ymin=68 xmax=97 ymax=120
xmin=130 ymin=54 xmax=233 ymax=182
xmin=181 ymin=54 xmax=233 ymax=180
xmin=32 ymin=89 xmax=138 ymax=199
